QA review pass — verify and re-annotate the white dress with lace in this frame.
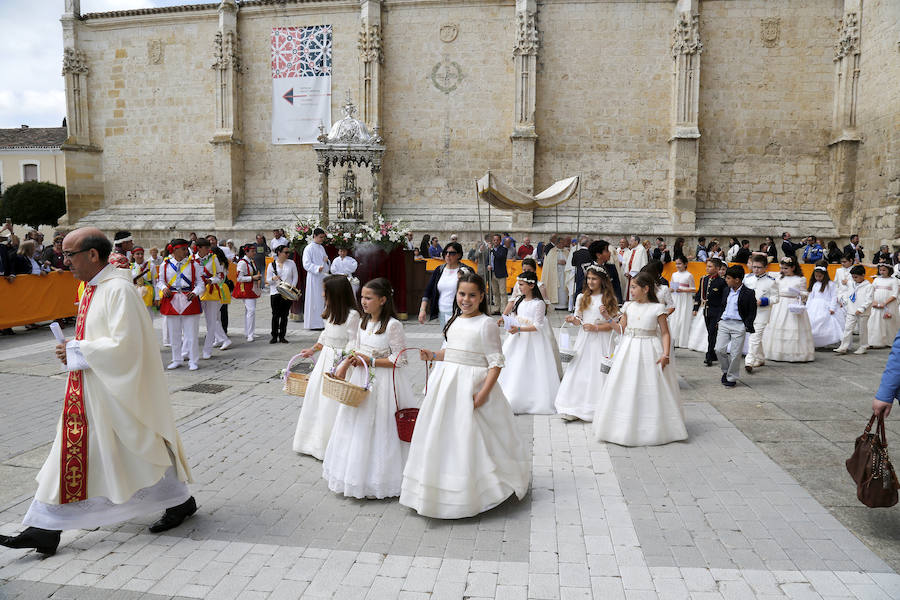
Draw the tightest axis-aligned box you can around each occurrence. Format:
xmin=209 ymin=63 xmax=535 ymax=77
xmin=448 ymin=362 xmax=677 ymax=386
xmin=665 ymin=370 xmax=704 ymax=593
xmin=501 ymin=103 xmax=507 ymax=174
xmin=498 ymin=298 xmax=561 ymax=414
xmin=592 ymin=301 xmax=687 ymax=447
xmin=400 ymin=314 xmax=531 ymax=519
xmin=322 ymin=318 xmax=417 ymax=499
xmin=868 ymin=277 xmax=900 ymax=348
xmin=669 ymin=270 xmax=695 ymax=348
xmin=762 ymin=275 xmax=815 ymax=362
xmin=554 ymin=294 xmax=616 ymax=421
xmin=293 ymin=310 xmax=361 ymax=460
xmin=806 ymin=281 xmax=843 ymax=347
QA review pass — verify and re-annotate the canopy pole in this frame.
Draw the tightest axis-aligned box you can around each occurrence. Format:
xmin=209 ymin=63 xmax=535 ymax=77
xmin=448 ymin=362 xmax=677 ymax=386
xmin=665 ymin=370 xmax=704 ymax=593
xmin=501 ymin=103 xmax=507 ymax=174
xmin=576 ymin=175 xmax=582 ymax=235
xmin=474 ymin=179 xmax=485 ymax=244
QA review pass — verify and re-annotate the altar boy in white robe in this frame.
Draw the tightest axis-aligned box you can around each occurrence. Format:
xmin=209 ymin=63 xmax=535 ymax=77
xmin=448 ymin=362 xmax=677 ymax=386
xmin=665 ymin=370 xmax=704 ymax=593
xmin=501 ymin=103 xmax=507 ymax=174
xmin=0 ymin=228 xmax=194 ymax=556
xmin=302 ymin=228 xmax=330 ymax=330
xmin=330 ymin=247 xmax=359 ymax=294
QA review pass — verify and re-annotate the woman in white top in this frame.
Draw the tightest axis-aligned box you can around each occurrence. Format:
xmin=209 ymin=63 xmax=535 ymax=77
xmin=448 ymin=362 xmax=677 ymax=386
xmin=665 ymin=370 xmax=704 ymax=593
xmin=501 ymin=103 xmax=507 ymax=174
xmin=234 ymin=244 xmax=262 ymax=342
xmin=762 ymin=257 xmax=815 ymax=362
xmin=497 ymin=271 xmax=560 ymax=414
xmin=554 ymin=265 xmax=619 ymax=421
xmin=401 ymin=272 xmax=530 ymax=519
xmin=419 ymin=242 xmax=465 ymax=327
xmin=266 ymin=244 xmax=299 ymax=344
xmin=669 ymin=257 xmax=696 ymax=348
xmin=868 ymin=263 xmax=900 ymax=348
xmin=293 ymin=275 xmax=361 ymax=460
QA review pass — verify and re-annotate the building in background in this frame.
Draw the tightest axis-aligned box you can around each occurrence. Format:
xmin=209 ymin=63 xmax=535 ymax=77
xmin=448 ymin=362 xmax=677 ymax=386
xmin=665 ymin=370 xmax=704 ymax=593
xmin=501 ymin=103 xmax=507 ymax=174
xmin=0 ymin=126 xmax=67 ymax=195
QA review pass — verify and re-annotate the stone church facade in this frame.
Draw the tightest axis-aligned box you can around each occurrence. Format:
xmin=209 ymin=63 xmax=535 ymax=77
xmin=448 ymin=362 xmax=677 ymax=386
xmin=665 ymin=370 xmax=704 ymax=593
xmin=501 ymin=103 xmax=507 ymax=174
xmin=59 ymin=0 xmax=898 ymax=250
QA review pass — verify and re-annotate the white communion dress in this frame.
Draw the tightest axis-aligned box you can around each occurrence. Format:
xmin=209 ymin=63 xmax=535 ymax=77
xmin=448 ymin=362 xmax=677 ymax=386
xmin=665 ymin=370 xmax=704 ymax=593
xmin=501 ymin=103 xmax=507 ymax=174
xmin=322 ymin=318 xmax=417 ymax=499
xmin=554 ymin=294 xmax=616 ymax=421
xmin=592 ymin=301 xmax=687 ymax=447
xmin=293 ymin=310 xmax=361 ymax=460
xmin=762 ymin=275 xmax=815 ymax=362
xmin=400 ymin=314 xmax=531 ymax=519
xmin=498 ymin=298 xmax=561 ymax=414
xmin=868 ymin=276 xmax=900 ymax=348
xmin=669 ymin=270 xmax=695 ymax=348
xmin=805 ymin=281 xmax=843 ymax=347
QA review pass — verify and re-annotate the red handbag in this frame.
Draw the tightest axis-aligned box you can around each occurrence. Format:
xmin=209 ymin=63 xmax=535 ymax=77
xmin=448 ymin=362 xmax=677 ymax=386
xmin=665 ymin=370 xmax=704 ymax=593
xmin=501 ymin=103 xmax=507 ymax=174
xmin=392 ymin=348 xmax=429 ymax=442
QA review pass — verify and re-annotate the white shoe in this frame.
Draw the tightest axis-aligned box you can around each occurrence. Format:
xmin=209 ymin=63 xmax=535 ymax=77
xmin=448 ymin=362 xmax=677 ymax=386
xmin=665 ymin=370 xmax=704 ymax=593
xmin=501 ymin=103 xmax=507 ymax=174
xmin=560 ymin=414 xmax=578 ymax=422
xmin=202 ymin=353 xmax=212 ymax=360
xmin=189 ymin=364 xmax=199 ymax=371
xmin=833 ymin=347 xmax=848 ymax=354
xmin=167 ymin=361 xmax=182 ymax=370
xmin=220 ymin=339 xmax=232 ymax=350
xmin=853 ymin=346 xmax=868 ymax=355
xmin=246 ymin=335 xmax=254 ymax=342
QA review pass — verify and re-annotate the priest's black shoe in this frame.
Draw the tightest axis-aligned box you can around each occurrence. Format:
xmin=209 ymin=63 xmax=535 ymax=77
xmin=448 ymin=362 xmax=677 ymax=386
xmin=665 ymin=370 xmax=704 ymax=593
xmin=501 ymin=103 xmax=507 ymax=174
xmin=0 ymin=527 xmax=61 ymax=555
xmin=149 ymin=496 xmax=197 ymax=533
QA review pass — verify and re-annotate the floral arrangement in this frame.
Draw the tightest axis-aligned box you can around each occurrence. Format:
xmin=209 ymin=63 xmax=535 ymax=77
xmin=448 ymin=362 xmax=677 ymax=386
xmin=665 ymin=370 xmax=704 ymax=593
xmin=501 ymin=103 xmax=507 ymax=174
xmin=290 ymin=213 xmax=410 ymax=254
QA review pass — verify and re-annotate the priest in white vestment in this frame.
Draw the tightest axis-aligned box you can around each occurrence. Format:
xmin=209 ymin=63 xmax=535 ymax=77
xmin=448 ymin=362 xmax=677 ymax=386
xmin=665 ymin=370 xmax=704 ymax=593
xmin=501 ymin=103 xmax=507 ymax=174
xmin=540 ymin=238 xmax=561 ymax=305
xmin=302 ymin=228 xmax=330 ymax=330
xmin=622 ymin=235 xmax=649 ymax=300
xmin=0 ymin=228 xmax=195 ymax=557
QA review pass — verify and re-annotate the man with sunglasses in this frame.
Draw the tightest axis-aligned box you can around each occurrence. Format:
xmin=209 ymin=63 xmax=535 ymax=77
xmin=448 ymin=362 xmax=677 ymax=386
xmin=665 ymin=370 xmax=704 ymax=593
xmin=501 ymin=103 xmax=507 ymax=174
xmin=0 ymin=228 xmax=196 ymax=556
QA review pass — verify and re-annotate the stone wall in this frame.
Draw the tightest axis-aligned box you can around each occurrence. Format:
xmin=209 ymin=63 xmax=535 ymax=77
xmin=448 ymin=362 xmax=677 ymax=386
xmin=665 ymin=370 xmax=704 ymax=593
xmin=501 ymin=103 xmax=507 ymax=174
xmin=62 ymin=0 xmax=899 ymax=249
xmin=696 ymin=0 xmax=836 ymax=212
xmin=852 ymin=0 xmax=900 ymax=250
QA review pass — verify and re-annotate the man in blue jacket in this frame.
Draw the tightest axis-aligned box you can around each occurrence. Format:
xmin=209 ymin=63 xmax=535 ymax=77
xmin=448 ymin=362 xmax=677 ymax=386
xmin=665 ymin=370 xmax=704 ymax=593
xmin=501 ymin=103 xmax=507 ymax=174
xmin=873 ymin=330 xmax=900 ymax=418
xmin=487 ymin=233 xmax=508 ymax=314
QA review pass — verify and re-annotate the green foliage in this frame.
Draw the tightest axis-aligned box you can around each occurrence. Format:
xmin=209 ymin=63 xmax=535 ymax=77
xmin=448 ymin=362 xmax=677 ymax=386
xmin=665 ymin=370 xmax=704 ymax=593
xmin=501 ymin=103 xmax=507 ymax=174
xmin=0 ymin=181 xmax=66 ymax=228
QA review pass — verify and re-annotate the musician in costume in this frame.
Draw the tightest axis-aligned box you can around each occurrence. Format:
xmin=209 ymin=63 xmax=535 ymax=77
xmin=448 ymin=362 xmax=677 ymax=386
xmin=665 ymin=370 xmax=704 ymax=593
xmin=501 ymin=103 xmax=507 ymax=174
xmin=157 ymin=239 xmax=205 ymax=370
xmin=234 ymin=243 xmax=262 ymax=341
xmin=195 ymin=238 xmax=232 ymax=358
xmin=113 ymin=230 xmax=134 ymax=262
xmin=302 ymin=228 xmax=330 ymax=330
xmin=0 ymin=228 xmax=195 ymax=557
xmin=130 ymin=246 xmax=155 ymax=315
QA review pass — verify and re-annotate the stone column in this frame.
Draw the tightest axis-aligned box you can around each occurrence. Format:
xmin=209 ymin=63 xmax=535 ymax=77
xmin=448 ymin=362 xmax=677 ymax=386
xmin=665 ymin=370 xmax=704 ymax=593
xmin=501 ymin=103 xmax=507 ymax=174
xmin=318 ymin=164 xmax=330 ymax=225
xmin=510 ymin=0 xmax=539 ymax=230
xmin=210 ymin=0 xmax=244 ymax=228
xmin=828 ymin=2 xmax=861 ymax=235
xmin=358 ymin=1 xmax=383 ymax=130
xmin=59 ymin=0 xmax=103 ymax=225
xmin=667 ymin=0 xmax=702 ymax=234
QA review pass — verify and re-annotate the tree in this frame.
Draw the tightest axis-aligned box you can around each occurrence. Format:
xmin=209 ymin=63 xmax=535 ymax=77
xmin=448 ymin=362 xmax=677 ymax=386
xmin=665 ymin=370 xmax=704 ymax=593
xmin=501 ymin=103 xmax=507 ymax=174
xmin=0 ymin=181 xmax=66 ymax=228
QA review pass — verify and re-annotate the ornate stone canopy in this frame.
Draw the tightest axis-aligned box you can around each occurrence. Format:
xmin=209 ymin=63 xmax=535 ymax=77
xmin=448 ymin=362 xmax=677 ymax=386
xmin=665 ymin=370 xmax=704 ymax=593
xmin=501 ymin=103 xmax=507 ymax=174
xmin=313 ymin=92 xmax=385 ymax=224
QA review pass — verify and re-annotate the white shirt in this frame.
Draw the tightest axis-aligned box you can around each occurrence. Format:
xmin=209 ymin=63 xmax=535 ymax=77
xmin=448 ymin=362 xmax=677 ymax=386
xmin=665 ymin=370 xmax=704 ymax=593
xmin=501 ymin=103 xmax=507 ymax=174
xmin=437 ymin=266 xmax=459 ymax=314
xmin=269 ymin=236 xmax=289 ymax=252
xmin=266 ymin=259 xmax=299 ymax=295
xmin=722 ymin=286 xmax=742 ymax=321
xmin=330 ymin=255 xmax=359 ymax=277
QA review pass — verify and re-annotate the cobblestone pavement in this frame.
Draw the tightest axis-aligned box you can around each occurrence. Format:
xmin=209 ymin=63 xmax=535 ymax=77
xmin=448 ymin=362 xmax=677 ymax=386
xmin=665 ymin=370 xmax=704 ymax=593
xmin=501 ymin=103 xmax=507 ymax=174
xmin=0 ymin=300 xmax=898 ymax=599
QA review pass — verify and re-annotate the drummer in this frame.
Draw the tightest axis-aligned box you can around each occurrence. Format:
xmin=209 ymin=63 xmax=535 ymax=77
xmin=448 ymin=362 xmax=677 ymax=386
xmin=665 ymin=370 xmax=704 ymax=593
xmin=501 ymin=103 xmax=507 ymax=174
xmin=131 ymin=247 xmax=155 ymax=316
xmin=330 ymin=247 xmax=359 ymax=295
xmin=266 ymin=244 xmax=298 ymax=344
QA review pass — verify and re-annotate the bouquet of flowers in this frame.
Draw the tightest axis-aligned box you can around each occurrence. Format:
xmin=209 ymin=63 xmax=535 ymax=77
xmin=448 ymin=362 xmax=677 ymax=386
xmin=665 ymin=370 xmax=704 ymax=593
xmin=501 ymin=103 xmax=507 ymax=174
xmin=357 ymin=213 xmax=411 ymax=252
xmin=328 ymin=223 xmax=359 ymax=251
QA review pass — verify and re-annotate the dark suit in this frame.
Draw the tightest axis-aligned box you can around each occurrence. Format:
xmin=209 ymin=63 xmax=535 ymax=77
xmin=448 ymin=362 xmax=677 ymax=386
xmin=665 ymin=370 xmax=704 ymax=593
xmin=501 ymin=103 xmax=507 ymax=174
xmin=782 ymin=239 xmax=803 ymax=259
xmin=651 ymin=248 xmax=671 ymax=264
xmin=0 ymin=245 xmax=9 ymax=277
xmin=693 ymin=274 xmax=726 ymax=363
xmin=733 ymin=247 xmax=751 ymax=264
xmin=571 ymin=248 xmax=591 ymax=295
xmin=714 ymin=285 xmax=758 ymax=333
xmin=490 ymin=246 xmax=508 ymax=278
xmin=488 ymin=245 xmax=509 ymax=311
xmin=603 ymin=262 xmax=623 ymax=304
xmin=715 ymin=285 xmax=758 ymax=383
xmin=843 ymin=243 xmax=865 ymax=263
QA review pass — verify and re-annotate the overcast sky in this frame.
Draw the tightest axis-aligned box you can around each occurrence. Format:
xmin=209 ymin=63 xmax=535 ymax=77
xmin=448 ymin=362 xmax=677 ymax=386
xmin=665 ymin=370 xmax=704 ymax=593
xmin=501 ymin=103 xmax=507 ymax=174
xmin=0 ymin=1 xmax=205 ymax=128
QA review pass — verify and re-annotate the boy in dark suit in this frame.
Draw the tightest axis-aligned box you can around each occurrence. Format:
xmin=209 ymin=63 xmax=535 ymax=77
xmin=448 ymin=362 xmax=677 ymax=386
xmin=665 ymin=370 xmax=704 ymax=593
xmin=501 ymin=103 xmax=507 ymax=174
xmin=693 ymin=258 xmax=726 ymax=366
xmin=715 ymin=265 xmax=758 ymax=387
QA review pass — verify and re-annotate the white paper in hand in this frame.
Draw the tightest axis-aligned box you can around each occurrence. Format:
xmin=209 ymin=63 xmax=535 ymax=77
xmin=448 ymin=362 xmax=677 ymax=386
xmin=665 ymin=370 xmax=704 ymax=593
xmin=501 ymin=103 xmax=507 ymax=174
xmin=171 ymin=292 xmax=190 ymax=314
xmin=559 ymin=331 xmax=571 ymax=351
xmin=501 ymin=314 xmax=520 ymax=331
xmin=50 ymin=322 xmax=66 ymax=344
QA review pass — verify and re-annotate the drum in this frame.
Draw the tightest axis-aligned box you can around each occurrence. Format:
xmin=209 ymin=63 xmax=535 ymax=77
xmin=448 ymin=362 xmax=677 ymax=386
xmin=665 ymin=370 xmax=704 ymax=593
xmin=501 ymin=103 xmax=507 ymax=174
xmin=276 ymin=281 xmax=301 ymax=301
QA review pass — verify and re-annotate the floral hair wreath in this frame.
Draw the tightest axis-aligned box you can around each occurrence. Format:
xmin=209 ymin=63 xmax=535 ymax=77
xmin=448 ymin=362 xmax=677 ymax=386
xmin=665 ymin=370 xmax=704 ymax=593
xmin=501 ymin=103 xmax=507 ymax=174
xmin=583 ymin=262 xmax=609 ymax=277
xmin=814 ymin=265 xmax=827 ymax=272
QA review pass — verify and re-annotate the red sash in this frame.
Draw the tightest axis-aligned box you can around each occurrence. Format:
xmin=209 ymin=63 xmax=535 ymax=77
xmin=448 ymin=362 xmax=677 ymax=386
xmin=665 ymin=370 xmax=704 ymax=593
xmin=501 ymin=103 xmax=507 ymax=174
xmin=60 ymin=284 xmax=95 ymax=503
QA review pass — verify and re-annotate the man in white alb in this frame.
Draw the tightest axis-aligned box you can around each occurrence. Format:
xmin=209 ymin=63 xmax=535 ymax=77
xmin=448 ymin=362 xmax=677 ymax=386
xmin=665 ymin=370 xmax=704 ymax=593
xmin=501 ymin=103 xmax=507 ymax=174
xmin=0 ymin=228 xmax=195 ymax=556
xmin=302 ymin=228 xmax=330 ymax=329
xmin=622 ymin=234 xmax=649 ymax=300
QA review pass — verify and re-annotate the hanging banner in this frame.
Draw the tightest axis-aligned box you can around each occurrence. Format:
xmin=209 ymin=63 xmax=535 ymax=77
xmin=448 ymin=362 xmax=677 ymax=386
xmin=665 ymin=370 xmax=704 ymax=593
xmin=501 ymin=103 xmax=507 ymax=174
xmin=271 ymin=25 xmax=332 ymax=145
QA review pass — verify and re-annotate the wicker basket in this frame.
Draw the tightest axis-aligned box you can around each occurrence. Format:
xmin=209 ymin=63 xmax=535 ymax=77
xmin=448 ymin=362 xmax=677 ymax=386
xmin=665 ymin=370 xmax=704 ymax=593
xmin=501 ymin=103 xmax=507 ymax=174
xmin=557 ymin=319 xmax=581 ymax=363
xmin=322 ymin=360 xmax=370 ymax=407
xmin=283 ymin=354 xmax=312 ymax=397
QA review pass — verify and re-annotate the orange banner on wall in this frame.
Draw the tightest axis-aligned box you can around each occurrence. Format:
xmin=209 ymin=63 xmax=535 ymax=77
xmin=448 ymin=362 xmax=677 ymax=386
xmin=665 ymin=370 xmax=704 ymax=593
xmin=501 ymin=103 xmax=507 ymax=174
xmin=0 ymin=272 xmax=79 ymax=329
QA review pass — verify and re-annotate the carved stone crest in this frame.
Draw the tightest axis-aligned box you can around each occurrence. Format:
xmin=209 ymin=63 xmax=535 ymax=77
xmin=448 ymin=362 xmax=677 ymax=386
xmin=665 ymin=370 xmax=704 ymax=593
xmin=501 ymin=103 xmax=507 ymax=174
xmin=671 ymin=12 xmax=702 ymax=58
xmin=440 ymin=24 xmax=458 ymax=43
xmin=430 ymin=59 xmax=463 ymax=94
xmin=212 ymin=31 xmax=241 ymax=71
xmin=148 ymin=39 xmax=164 ymax=64
xmin=760 ymin=18 xmax=780 ymax=48
xmin=513 ymin=11 xmax=539 ymax=56
xmin=61 ymin=47 xmax=89 ymax=75
xmin=358 ymin=24 xmax=383 ymax=64
xmin=834 ymin=12 xmax=860 ymax=61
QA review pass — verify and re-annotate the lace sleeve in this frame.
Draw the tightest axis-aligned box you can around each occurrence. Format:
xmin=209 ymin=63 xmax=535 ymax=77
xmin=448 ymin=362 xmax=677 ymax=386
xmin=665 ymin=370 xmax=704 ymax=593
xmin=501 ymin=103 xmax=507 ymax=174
xmin=573 ymin=294 xmax=584 ymax=321
xmin=480 ymin=317 xmax=505 ymax=369
xmin=531 ymin=301 xmax=546 ymax=328
xmin=387 ymin=319 xmax=408 ymax=366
